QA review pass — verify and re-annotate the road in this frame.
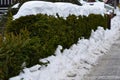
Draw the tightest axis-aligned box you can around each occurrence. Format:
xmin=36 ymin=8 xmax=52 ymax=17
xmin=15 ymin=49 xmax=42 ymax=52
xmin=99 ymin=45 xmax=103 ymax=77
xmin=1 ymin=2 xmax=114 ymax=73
xmin=83 ymin=37 xmax=120 ymax=80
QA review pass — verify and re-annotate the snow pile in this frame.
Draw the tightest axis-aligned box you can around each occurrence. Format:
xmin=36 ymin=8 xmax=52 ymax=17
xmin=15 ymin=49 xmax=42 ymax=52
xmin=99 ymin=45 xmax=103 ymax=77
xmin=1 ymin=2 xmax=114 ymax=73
xmin=10 ymin=14 xmax=120 ymax=80
xmin=12 ymin=3 xmax=20 ymax=8
xmin=115 ymin=7 xmax=120 ymax=15
xmin=10 ymin=1 xmax=120 ymax=80
xmin=13 ymin=1 xmax=105 ymax=19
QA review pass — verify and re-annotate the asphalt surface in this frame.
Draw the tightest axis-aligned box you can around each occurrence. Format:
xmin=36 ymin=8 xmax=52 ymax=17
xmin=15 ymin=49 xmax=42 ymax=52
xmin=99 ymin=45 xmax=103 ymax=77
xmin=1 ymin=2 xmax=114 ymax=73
xmin=83 ymin=37 xmax=120 ymax=80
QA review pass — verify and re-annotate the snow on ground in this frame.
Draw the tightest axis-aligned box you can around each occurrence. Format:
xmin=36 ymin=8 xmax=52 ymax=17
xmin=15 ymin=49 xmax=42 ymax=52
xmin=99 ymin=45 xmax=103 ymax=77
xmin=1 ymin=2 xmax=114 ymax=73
xmin=10 ymin=1 xmax=120 ymax=80
xmin=13 ymin=1 xmax=105 ymax=19
xmin=10 ymin=15 xmax=120 ymax=80
xmin=10 ymin=13 xmax=120 ymax=80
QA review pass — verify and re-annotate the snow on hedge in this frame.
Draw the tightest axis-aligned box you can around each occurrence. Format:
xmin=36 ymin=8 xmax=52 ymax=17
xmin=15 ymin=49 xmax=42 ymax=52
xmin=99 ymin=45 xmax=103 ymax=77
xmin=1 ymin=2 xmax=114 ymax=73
xmin=12 ymin=3 xmax=20 ymax=8
xmin=13 ymin=1 xmax=105 ymax=19
xmin=10 ymin=1 xmax=120 ymax=80
xmin=10 ymin=14 xmax=120 ymax=80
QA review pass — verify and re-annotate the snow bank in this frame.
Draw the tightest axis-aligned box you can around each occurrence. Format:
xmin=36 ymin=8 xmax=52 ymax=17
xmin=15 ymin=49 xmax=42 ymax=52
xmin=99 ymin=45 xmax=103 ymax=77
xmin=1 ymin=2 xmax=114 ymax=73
xmin=13 ymin=1 xmax=105 ymax=19
xmin=10 ymin=14 xmax=120 ymax=80
xmin=10 ymin=1 xmax=120 ymax=80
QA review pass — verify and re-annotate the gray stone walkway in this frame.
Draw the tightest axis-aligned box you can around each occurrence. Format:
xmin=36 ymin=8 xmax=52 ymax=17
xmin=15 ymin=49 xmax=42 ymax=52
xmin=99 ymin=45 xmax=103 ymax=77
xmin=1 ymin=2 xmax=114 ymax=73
xmin=83 ymin=38 xmax=120 ymax=80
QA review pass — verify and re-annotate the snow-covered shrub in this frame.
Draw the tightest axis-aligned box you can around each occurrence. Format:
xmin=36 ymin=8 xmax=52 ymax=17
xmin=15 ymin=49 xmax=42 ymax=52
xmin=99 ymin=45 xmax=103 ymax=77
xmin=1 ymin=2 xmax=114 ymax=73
xmin=6 ymin=14 xmax=108 ymax=44
xmin=6 ymin=13 xmax=108 ymax=47
xmin=4 ymin=14 xmax=108 ymax=79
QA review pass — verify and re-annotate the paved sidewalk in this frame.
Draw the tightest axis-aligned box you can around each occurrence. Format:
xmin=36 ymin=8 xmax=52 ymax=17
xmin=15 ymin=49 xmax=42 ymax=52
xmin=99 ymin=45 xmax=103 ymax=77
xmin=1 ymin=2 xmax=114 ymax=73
xmin=83 ymin=38 xmax=120 ymax=80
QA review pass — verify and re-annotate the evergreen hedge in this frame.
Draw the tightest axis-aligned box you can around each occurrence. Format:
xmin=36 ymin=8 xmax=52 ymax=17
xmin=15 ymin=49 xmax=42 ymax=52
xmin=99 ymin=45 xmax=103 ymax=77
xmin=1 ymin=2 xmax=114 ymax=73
xmin=0 ymin=14 xmax=108 ymax=79
xmin=6 ymin=14 xmax=108 ymax=38
xmin=0 ymin=29 xmax=42 ymax=79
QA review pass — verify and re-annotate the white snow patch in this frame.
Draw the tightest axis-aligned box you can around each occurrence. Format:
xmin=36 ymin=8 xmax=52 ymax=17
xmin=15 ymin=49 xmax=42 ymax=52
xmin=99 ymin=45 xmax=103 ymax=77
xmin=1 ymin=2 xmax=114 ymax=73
xmin=13 ymin=1 xmax=105 ymax=19
xmin=9 ymin=1 xmax=120 ymax=80
xmin=12 ymin=3 xmax=20 ymax=8
xmin=10 ymin=15 xmax=120 ymax=80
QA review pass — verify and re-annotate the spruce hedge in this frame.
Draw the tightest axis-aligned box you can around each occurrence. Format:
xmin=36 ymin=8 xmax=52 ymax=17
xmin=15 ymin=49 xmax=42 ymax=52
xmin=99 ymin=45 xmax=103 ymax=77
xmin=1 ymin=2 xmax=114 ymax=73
xmin=6 ymin=14 xmax=108 ymax=38
xmin=0 ymin=14 xmax=108 ymax=79
xmin=0 ymin=29 xmax=42 ymax=79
